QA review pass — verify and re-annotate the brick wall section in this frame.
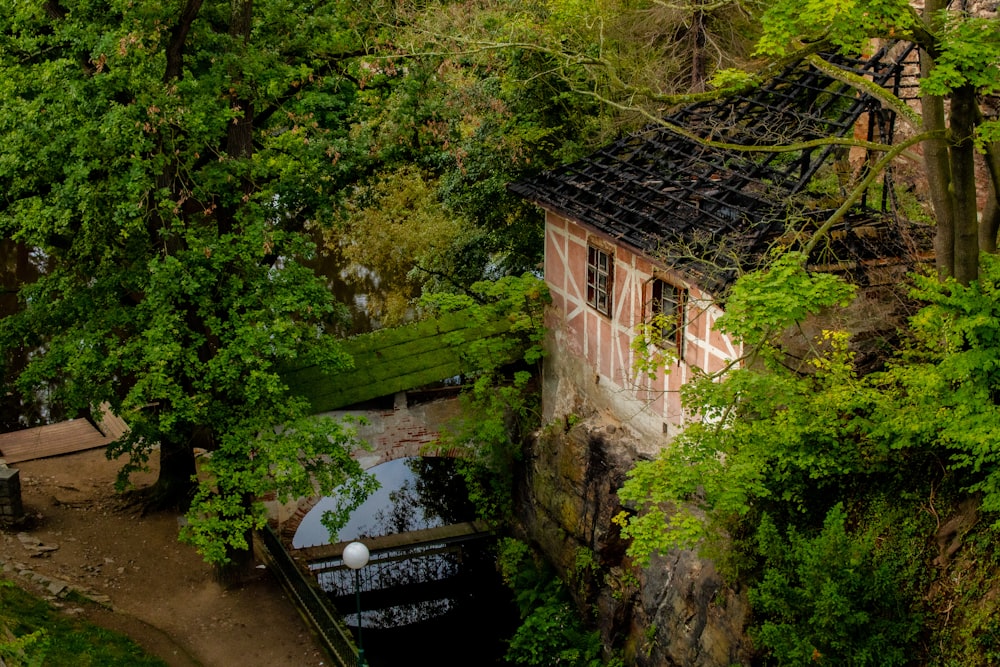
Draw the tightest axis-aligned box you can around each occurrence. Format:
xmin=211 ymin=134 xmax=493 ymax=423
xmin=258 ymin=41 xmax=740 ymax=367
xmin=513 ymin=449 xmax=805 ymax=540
xmin=0 ymin=461 xmax=24 ymax=523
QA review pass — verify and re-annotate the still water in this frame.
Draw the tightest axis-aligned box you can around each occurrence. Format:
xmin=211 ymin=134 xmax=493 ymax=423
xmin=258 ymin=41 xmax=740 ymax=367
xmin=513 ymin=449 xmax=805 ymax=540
xmin=293 ymin=457 xmax=519 ymax=666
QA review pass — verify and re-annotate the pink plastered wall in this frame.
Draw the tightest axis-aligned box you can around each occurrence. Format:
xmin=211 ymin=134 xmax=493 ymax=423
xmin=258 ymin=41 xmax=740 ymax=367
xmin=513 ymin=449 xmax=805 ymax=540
xmin=543 ymin=211 xmax=740 ymax=434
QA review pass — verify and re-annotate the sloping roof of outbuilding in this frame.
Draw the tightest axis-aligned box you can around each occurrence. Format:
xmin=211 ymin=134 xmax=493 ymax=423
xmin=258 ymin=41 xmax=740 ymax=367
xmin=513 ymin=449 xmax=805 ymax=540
xmin=510 ymin=43 xmax=927 ymax=293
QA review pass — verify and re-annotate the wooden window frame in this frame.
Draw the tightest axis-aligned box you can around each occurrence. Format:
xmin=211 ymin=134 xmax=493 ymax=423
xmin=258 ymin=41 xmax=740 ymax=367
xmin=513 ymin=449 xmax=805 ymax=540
xmin=650 ymin=279 xmax=686 ymax=355
xmin=586 ymin=245 xmax=613 ymax=316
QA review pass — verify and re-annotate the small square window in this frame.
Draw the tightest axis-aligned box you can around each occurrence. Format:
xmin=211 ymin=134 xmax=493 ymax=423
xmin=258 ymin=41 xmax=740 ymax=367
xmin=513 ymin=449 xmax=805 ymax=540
xmin=650 ymin=279 xmax=686 ymax=353
xmin=587 ymin=246 xmax=613 ymax=315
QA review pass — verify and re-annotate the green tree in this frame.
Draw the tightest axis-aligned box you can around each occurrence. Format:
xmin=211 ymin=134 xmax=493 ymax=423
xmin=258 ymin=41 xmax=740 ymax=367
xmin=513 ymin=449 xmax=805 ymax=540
xmin=345 ymin=1 xmax=615 ymax=279
xmin=319 ymin=165 xmax=476 ymax=327
xmin=0 ymin=1 xmax=377 ymax=568
xmin=616 ymin=251 xmax=1000 ymax=662
xmin=751 ymin=0 xmax=1000 ymax=283
xmin=422 ymin=273 xmax=550 ymax=525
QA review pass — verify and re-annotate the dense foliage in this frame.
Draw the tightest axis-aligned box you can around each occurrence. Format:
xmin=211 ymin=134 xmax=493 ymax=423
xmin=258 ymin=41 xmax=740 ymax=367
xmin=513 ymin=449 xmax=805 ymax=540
xmin=422 ymin=273 xmax=550 ymax=525
xmin=325 ymin=1 xmax=612 ymax=303
xmin=0 ymin=0 xmax=380 ymax=566
xmin=498 ymin=538 xmax=620 ymax=667
xmin=0 ymin=0 xmax=599 ymax=567
xmin=618 ymin=251 xmax=1000 ymax=663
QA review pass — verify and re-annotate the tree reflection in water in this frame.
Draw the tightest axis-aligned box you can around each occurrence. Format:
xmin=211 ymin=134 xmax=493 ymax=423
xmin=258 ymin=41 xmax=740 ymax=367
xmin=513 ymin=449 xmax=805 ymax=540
xmin=298 ymin=456 xmax=484 ymax=629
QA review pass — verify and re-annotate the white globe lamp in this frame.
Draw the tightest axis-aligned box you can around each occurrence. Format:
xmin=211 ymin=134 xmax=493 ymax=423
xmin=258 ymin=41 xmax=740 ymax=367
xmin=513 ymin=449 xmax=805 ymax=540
xmin=343 ymin=541 xmax=370 ymax=570
xmin=343 ymin=541 xmax=370 ymax=666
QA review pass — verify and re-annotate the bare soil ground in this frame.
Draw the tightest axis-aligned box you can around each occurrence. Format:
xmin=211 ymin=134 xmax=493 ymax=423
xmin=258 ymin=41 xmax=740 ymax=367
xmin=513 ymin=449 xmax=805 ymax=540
xmin=0 ymin=448 xmax=329 ymax=667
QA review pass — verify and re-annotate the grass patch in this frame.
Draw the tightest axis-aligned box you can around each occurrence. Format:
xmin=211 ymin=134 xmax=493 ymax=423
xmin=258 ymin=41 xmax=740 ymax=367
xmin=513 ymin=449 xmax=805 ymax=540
xmin=0 ymin=578 xmax=168 ymax=667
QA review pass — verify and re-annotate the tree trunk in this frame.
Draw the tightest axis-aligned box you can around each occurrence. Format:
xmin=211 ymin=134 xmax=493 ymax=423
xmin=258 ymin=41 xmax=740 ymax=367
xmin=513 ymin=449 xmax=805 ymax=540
xmin=154 ymin=434 xmax=197 ymax=509
xmin=920 ymin=0 xmax=955 ymax=279
xmin=164 ymin=0 xmax=203 ymax=82
xmin=982 ymin=186 xmax=999 ymax=255
xmin=209 ymin=1 xmax=257 ymax=584
xmin=219 ymin=0 xmax=254 ymax=236
xmin=228 ymin=0 xmax=254 ymax=160
xmin=950 ymin=84 xmax=979 ymax=285
xmin=980 ymin=140 xmax=1000 ymax=254
xmin=214 ymin=492 xmax=256 ymax=588
xmin=689 ymin=9 xmax=707 ymax=93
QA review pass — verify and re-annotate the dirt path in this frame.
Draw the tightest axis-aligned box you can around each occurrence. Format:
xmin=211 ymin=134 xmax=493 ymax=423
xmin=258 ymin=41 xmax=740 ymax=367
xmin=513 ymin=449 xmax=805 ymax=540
xmin=0 ymin=448 xmax=329 ymax=667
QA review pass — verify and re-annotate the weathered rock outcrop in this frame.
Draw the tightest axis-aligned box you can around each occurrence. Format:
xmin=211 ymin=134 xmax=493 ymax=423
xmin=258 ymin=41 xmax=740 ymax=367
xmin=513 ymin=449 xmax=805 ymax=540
xmin=515 ymin=416 xmax=751 ymax=666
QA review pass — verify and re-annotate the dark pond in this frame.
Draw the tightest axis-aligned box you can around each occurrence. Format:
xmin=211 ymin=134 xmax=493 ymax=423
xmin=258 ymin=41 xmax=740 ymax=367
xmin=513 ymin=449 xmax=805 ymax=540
xmin=293 ymin=456 xmax=519 ymax=667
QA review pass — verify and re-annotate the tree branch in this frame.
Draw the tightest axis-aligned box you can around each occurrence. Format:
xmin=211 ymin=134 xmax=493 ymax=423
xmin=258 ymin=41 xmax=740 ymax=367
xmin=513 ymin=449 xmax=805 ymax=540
xmin=253 ymin=51 xmax=368 ymax=128
xmin=803 ymin=130 xmax=944 ymax=257
xmin=575 ymin=86 xmax=897 ymax=155
xmin=804 ymin=54 xmax=922 ymax=130
xmin=385 ymin=32 xmax=828 ymax=109
xmin=976 ymin=105 xmax=1000 ymax=253
xmin=164 ymin=0 xmax=204 ymax=83
xmin=921 ymin=0 xmax=955 ymax=278
xmin=652 ymin=0 xmax=751 ymax=12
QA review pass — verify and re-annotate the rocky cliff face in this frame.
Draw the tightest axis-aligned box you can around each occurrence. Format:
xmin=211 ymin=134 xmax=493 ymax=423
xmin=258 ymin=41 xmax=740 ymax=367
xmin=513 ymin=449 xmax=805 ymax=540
xmin=515 ymin=416 xmax=752 ymax=666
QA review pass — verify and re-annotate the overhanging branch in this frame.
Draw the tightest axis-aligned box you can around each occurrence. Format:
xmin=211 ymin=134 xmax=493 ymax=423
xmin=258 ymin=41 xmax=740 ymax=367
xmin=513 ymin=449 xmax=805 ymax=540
xmin=804 ymin=130 xmax=944 ymax=257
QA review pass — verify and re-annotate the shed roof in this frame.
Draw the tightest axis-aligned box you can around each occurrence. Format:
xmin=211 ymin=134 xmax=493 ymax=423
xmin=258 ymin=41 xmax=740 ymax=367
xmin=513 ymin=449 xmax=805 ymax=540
xmin=510 ymin=43 xmax=927 ymax=292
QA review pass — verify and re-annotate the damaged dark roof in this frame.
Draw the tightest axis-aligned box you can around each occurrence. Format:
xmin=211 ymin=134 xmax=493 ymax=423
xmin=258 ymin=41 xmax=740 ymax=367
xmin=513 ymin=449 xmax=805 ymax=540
xmin=510 ymin=43 xmax=926 ymax=292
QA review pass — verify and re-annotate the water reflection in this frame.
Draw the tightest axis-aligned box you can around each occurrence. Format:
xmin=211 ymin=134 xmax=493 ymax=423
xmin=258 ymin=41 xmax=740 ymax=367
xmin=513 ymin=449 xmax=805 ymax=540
xmin=302 ymin=238 xmax=382 ymax=336
xmin=293 ymin=457 xmax=475 ymax=548
xmin=296 ymin=457 xmax=478 ymax=633
xmin=293 ymin=457 xmax=518 ymax=665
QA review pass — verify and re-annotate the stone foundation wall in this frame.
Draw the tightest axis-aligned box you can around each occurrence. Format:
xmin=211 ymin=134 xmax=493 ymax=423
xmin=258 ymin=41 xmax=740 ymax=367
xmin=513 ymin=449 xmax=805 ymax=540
xmin=517 ymin=418 xmax=751 ymax=667
xmin=0 ymin=461 xmax=24 ymax=523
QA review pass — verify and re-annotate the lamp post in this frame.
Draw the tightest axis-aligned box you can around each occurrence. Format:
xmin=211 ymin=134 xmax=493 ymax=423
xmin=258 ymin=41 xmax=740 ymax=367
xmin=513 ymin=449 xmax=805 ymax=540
xmin=343 ymin=541 xmax=370 ymax=667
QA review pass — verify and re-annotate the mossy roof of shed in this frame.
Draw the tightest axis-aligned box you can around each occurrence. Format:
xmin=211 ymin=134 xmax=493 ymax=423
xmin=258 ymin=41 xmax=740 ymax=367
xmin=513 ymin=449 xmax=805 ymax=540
xmin=510 ymin=42 xmax=927 ymax=293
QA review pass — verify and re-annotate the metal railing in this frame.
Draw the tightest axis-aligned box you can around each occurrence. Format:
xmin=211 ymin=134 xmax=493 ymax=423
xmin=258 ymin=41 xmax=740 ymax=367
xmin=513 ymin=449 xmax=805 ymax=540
xmin=256 ymin=524 xmax=360 ymax=667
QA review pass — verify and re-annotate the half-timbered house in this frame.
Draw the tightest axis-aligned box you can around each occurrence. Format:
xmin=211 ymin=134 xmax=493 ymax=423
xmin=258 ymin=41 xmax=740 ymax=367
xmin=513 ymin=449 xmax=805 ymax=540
xmin=511 ymin=43 xmax=927 ymax=442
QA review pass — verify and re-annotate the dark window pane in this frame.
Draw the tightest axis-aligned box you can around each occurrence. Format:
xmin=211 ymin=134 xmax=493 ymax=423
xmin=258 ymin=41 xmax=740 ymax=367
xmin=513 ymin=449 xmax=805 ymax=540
xmin=586 ymin=246 xmax=612 ymax=315
xmin=650 ymin=279 xmax=686 ymax=352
